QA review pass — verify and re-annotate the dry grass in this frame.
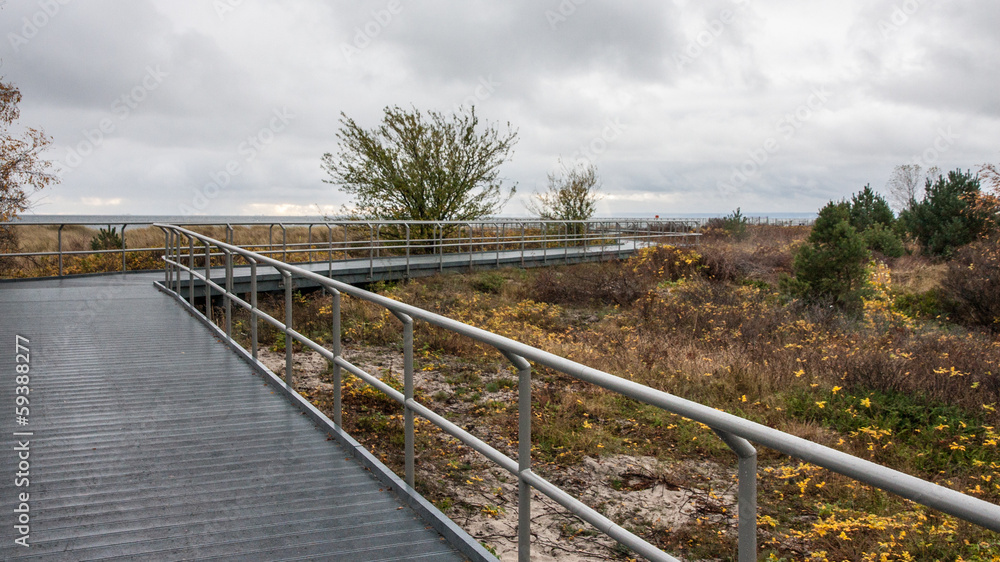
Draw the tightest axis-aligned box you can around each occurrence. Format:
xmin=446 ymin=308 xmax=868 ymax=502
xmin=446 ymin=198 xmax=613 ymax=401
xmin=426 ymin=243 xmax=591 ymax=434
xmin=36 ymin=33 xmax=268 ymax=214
xmin=245 ymin=225 xmax=1000 ymax=561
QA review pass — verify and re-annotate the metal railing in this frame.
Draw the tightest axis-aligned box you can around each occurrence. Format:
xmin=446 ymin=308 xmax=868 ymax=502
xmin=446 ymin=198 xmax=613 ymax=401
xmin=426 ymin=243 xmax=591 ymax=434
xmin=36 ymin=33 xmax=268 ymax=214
xmin=156 ymin=223 xmax=1000 ymax=562
xmin=0 ymin=217 xmax=700 ymax=278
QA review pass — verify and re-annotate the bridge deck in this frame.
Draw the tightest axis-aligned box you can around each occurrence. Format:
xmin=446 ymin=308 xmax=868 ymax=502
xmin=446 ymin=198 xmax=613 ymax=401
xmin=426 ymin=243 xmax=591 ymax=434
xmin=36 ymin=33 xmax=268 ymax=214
xmin=0 ymin=275 xmax=478 ymax=561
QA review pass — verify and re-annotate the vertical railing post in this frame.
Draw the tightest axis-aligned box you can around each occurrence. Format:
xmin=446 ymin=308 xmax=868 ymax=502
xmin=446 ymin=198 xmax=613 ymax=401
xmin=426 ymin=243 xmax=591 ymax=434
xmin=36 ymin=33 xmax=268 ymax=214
xmin=437 ymin=224 xmax=444 ymax=272
xmin=405 ymin=224 xmax=411 ymax=278
xmin=307 ymin=224 xmax=314 ymax=263
xmin=393 ymin=311 xmax=415 ymax=488
xmin=162 ymin=229 xmax=171 ymax=286
xmin=367 ymin=223 xmax=374 ymax=280
xmin=204 ymin=242 xmax=212 ymax=324
xmin=250 ymin=258 xmax=258 ymax=361
xmin=496 ymin=222 xmax=502 ymax=267
xmin=520 ymin=223 xmax=525 ymax=267
xmin=188 ymin=237 xmax=195 ymax=307
xmin=468 ymin=223 xmax=474 ymax=271
xmin=280 ymin=223 xmax=287 ymax=262
xmin=283 ymin=270 xmax=293 ymax=387
xmin=224 ymin=249 xmax=233 ymax=342
xmin=327 ymin=224 xmax=334 ymax=282
xmin=713 ymin=430 xmax=758 ymax=562
xmin=174 ymin=231 xmax=181 ymax=294
xmin=331 ymin=289 xmax=342 ymax=427
xmin=542 ymin=221 xmax=547 ymax=264
xmin=563 ymin=223 xmax=568 ymax=264
xmin=58 ymin=224 xmax=65 ymax=276
xmin=502 ymin=352 xmax=533 ymax=562
xmin=121 ymin=224 xmax=128 ymax=273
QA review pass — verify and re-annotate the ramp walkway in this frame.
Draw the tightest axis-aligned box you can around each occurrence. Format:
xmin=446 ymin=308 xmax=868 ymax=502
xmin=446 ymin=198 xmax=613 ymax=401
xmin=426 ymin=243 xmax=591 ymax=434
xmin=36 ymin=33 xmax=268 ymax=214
xmin=0 ymin=275 xmax=487 ymax=561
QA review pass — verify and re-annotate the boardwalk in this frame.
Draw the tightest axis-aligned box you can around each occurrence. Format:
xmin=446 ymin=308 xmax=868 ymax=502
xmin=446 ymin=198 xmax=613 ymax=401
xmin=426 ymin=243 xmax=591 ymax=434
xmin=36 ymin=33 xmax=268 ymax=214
xmin=183 ymin=239 xmax=670 ymax=296
xmin=0 ymin=275 xmax=484 ymax=561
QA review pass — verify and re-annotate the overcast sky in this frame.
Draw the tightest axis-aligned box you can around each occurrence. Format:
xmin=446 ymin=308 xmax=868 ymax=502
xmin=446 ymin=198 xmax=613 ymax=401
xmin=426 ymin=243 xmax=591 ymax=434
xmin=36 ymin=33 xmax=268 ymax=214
xmin=2 ymin=0 xmax=998 ymax=218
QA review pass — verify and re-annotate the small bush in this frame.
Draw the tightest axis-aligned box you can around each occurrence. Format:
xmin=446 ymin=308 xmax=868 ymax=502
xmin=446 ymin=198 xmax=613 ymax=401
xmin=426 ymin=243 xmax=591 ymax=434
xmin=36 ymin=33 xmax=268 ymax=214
xmin=862 ymin=223 xmax=905 ymax=258
xmin=899 ymin=169 xmax=995 ymax=257
xmin=90 ymin=226 xmax=123 ymax=251
xmin=471 ymin=271 xmax=505 ymax=294
xmin=784 ymin=201 xmax=871 ymax=308
xmin=892 ymin=289 xmax=944 ymax=320
xmin=941 ymin=236 xmax=1000 ymax=332
xmin=848 ymin=184 xmax=894 ymax=232
xmin=721 ymin=207 xmax=749 ymax=240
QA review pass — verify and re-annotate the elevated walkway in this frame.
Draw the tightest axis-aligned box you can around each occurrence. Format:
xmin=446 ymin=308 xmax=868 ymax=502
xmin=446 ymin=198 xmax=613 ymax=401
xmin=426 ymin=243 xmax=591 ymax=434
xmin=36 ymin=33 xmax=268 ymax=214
xmin=0 ymin=275 xmax=488 ymax=561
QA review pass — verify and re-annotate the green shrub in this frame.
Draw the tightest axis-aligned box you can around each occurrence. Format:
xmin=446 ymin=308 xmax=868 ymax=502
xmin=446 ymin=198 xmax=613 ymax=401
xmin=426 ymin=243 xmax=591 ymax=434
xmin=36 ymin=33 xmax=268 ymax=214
xmin=849 ymin=184 xmax=894 ymax=232
xmin=90 ymin=226 xmax=123 ymax=251
xmin=898 ymin=169 xmax=995 ymax=257
xmin=784 ymin=201 xmax=870 ymax=308
xmin=862 ymin=223 xmax=905 ymax=258
xmin=721 ymin=207 xmax=749 ymax=240
xmin=892 ymin=289 xmax=944 ymax=320
xmin=472 ymin=271 xmax=505 ymax=294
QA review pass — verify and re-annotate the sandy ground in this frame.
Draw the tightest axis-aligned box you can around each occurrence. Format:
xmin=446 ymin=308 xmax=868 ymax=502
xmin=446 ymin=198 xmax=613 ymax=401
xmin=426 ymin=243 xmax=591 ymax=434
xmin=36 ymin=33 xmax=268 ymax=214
xmin=257 ymin=347 xmax=739 ymax=561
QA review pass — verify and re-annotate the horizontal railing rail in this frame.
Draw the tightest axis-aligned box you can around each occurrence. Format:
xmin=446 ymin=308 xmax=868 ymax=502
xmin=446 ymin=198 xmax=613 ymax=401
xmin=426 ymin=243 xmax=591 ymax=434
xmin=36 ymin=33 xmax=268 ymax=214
xmin=1 ymin=218 xmax=699 ymax=278
xmin=155 ymin=223 xmax=1000 ymax=562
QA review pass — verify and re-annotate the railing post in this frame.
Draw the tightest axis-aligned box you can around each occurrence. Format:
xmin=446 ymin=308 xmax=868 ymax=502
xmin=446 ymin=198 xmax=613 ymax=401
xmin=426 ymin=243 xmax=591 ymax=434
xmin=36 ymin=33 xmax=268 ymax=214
xmin=307 ymin=224 xmax=314 ymax=263
xmin=327 ymin=224 xmax=334 ymax=282
xmin=393 ymin=311 xmax=415 ymax=488
xmin=368 ymin=223 xmax=374 ymax=280
xmin=121 ymin=224 xmax=128 ymax=273
xmin=502 ymin=352 xmax=533 ymax=562
xmin=713 ymin=429 xmax=758 ymax=562
xmin=174 ymin=230 xmax=181 ymax=294
xmin=496 ymin=222 xmax=501 ymax=267
xmin=163 ymin=229 xmax=170 ymax=286
xmin=224 ymin=249 xmax=233 ymax=342
xmin=283 ymin=270 xmax=293 ymax=387
xmin=563 ymin=223 xmax=568 ymax=264
xmin=330 ymin=289 xmax=342 ymax=427
xmin=280 ymin=223 xmax=287 ymax=262
xmin=331 ymin=289 xmax=342 ymax=427
xmin=520 ymin=223 xmax=525 ymax=267
xmin=437 ymin=224 xmax=443 ymax=272
xmin=405 ymin=224 xmax=411 ymax=278
xmin=204 ymin=242 xmax=212 ymax=324
xmin=542 ymin=221 xmax=547 ymax=264
xmin=187 ymin=237 xmax=195 ymax=307
xmin=468 ymin=223 xmax=474 ymax=271
xmin=58 ymin=224 xmax=64 ymax=276
xmin=250 ymin=258 xmax=258 ymax=360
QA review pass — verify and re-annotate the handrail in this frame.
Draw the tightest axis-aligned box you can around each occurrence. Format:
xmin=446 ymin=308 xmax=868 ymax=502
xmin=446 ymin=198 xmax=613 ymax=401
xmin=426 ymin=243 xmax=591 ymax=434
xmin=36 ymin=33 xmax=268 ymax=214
xmin=2 ymin=218 xmax=699 ymax=278
xmin=156 ymin=223 xmax=1000 ymax=561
